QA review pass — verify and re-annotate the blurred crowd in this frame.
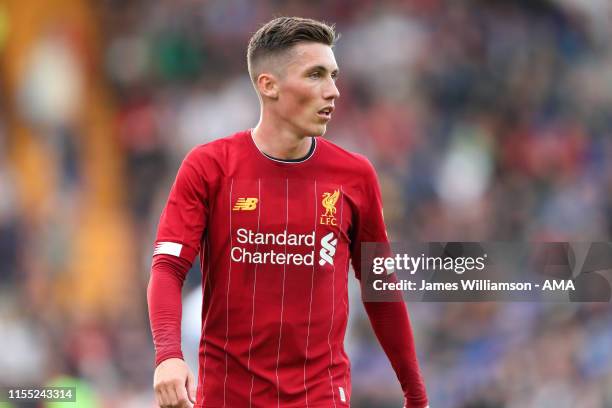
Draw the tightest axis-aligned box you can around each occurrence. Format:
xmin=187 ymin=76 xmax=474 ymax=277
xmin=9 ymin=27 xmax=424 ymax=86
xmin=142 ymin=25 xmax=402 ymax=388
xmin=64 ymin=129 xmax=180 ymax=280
xmin=1 ymin=0 xmax=612 ymax=407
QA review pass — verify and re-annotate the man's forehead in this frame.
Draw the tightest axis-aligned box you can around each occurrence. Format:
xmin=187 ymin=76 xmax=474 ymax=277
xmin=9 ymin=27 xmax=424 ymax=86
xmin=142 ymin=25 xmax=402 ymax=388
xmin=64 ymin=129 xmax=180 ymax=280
xmin=288 ymin=42 xmax=338 ymax=71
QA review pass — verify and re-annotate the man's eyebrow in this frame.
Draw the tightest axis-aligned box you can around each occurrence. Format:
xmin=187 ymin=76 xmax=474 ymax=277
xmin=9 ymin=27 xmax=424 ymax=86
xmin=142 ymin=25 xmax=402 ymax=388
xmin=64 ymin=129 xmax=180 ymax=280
xmin=306 ymin=65 xmax=340 ymax=74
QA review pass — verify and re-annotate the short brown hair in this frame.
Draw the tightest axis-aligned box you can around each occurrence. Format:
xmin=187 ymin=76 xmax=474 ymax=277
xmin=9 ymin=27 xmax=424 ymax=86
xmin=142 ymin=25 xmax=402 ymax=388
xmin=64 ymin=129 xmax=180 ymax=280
xmin=247 ymin=17 xmax=338 ymax=84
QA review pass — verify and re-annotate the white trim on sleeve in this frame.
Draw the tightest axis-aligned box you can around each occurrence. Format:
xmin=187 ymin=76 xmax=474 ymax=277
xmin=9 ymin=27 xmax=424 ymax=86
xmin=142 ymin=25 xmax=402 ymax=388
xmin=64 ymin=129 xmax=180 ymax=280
xmin=153 ymin=242 xmax=183 ymax=257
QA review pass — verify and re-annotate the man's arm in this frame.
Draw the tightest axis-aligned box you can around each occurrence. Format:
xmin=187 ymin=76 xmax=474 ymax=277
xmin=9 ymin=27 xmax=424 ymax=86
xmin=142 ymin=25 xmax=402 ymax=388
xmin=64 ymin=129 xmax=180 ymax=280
xmin=148 ymin=254 xmax=197 ymax=407
xmin=362 ymin=301 xmax=428 ymax=408
xmin=148 ymin=254 xmax=192 ymax=365
xmin=147 ymin=148 xmax=209 ymax=407
xmin=350 ymin=158 xmax=429 ymax=408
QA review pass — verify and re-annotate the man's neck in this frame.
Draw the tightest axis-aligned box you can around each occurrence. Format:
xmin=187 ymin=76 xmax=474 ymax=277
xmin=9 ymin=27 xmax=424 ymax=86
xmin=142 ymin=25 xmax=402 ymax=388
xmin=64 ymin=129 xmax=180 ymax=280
xmin=251 ymin=120 xmax=313 ymax=161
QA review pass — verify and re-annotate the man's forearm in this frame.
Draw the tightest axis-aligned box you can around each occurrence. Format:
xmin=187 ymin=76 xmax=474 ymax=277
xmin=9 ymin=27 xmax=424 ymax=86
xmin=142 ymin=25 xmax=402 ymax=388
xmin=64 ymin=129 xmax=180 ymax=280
xmin=147 ymin=254 xmax=192 ymax=365
xmin=363 ymin=301 xmax=428 ymax=408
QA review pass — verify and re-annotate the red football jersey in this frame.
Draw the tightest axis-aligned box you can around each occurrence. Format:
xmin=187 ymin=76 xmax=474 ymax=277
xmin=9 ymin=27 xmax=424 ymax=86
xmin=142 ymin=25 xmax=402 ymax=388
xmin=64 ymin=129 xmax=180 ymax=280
xmin=153 ymin=130 xmax=388 ymax=407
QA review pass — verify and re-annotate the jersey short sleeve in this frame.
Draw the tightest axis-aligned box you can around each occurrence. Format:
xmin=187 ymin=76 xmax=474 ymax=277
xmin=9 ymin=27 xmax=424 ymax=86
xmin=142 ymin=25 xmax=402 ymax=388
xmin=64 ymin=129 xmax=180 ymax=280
xmin=153 ymin=148 xmax=209 ymax=263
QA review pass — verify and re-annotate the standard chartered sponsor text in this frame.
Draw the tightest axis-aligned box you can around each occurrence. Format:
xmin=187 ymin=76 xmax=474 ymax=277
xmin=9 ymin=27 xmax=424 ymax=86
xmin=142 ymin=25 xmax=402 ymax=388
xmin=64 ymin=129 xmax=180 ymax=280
xmin=236 ymin=228 xmax=315 ymax=246
xmin=232 ymin=228 xmax=315 ymax=266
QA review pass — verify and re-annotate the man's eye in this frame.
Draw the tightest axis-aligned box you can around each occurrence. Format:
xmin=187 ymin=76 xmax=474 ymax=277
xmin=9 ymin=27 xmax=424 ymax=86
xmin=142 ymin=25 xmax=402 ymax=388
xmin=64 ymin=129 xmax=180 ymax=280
xmin=309 ymin=72 xmax=321 ymax=79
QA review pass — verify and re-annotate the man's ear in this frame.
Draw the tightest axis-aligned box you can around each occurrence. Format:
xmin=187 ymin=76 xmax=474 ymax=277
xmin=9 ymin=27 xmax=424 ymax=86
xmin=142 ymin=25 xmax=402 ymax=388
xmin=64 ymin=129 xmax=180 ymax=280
xmin=257 ymin=73 xmax=279 ymax=99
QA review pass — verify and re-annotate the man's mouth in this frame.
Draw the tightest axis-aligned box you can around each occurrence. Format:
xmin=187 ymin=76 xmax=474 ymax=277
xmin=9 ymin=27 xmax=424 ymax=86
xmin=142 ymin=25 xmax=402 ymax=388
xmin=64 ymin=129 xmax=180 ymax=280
xmin=317 ymin=106 xmax=334 ymax=120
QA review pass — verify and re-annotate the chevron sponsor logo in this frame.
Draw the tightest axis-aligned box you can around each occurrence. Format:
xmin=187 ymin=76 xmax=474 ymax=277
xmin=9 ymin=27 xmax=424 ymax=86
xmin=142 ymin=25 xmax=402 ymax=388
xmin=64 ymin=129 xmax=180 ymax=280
xmin=319 ymin=232 xmax=337 ymax=266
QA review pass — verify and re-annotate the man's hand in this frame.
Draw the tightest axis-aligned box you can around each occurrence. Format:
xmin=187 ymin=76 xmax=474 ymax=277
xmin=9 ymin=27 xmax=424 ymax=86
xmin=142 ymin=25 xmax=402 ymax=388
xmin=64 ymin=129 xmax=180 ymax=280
xmin=154 ymin=358 xmax=197 ymax=408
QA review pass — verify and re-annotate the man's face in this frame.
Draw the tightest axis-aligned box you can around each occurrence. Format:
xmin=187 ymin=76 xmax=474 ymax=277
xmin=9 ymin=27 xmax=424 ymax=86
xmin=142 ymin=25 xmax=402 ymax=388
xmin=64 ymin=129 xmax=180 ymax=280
xmin=273 ymin=42 xmax=340 ymax=137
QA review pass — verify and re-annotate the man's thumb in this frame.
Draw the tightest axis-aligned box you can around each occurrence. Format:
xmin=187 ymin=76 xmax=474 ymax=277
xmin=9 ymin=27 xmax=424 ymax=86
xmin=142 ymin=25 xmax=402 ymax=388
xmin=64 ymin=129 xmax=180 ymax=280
xmin=187 ymin=371 xmax=197 ymax=403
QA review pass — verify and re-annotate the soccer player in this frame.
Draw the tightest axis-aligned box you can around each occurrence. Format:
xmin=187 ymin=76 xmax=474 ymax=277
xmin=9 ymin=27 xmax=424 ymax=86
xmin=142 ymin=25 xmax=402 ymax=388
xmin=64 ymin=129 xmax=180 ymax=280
xmin=148 ymin=17 xmax=429 ymax=408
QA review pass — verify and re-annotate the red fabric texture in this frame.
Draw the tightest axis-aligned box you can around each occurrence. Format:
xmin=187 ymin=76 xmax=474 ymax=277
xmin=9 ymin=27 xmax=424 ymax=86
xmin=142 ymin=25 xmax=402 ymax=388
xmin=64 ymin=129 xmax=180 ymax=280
xmin=147 ymin=254 xmax=191 ymax=366
xmin=364 ymin=301 xmax=428 ymax=408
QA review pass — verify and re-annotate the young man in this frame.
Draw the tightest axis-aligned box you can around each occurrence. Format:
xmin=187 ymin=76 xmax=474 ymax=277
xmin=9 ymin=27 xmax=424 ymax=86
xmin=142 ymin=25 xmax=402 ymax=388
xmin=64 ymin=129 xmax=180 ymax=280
xmin=148 ymin=17 xmax=429 ymax=408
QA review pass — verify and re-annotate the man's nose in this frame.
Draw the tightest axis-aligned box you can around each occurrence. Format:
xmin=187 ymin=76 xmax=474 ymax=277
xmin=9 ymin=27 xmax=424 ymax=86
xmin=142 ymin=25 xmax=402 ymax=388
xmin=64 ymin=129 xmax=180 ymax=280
xmin=324 ymin=78 xmax=340 ymax=100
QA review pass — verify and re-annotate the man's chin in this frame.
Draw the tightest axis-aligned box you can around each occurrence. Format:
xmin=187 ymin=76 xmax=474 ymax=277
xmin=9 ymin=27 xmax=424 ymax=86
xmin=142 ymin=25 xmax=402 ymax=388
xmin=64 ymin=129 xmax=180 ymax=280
xmin=309 ymin=124 xmax=327 ymax=137
xmin=296 ymin=123 xmax=327 ymax=137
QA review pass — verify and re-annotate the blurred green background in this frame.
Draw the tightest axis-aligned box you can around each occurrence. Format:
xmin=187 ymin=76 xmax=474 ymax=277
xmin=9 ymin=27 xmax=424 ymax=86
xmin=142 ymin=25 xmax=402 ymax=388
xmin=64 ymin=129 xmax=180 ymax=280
xmin=1 ymin=0 xmax=612 ymax=407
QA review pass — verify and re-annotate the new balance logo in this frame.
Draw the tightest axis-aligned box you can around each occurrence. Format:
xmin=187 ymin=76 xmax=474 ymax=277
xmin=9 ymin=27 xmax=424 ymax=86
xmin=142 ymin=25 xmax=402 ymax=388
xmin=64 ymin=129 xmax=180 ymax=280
xmin=319 ymin=232 xmax=337 ymax=266
xmin=233 ymin=197 xmax=258 ymax=211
